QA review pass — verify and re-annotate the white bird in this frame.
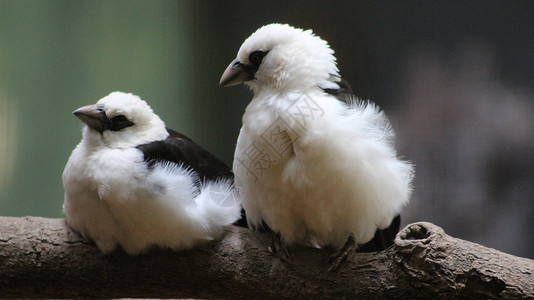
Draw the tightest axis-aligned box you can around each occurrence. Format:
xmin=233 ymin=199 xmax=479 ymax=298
xmin=63 ymin=92 xmax=241 ymax=255
xmin=220 ymin=24 xmax=413 ymax=253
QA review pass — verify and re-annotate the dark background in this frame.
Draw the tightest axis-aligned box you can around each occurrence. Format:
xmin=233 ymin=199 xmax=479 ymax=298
xmin=1 ymin=1 xmax=532 ymax=258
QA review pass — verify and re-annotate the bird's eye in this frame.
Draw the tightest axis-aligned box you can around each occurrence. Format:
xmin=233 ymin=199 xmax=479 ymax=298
xmin=111 ymin=115 xmax=129 ymax=122
xmin=108 ymin=115 xmax=134 ymax=131
xmin=248 ymin=50 xmax=268 ymax=66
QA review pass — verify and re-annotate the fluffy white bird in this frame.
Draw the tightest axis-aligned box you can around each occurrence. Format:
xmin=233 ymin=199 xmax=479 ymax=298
xmin=63 ymin=92 xmax=241 ymax=255
xmin=220 ymin=24 xmax=413 ymax=253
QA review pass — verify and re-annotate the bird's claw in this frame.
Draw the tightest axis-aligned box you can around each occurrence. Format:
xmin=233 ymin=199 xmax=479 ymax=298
xmin=328 ymin=236 xmax=356 ymax=272
xmin=268 ymin=231 xmax=291 ymax=264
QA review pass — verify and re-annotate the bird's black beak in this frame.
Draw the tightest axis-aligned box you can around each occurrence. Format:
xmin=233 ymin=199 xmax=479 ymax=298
xmin=73 ymin=104 xmax=108 ymax=133
xmin=219 ymin=59 xmax=254 ymax=87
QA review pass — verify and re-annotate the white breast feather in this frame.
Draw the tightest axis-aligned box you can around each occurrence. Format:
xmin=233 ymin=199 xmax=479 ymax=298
xmin=234 ymin=92 xmax=413 ymax=249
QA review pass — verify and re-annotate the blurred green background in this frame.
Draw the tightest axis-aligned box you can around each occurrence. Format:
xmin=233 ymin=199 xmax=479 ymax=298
xmin=0 ymin=1 xmax=193 ymax=216
xmin=1 ymin=1 xmax=533 ymax=258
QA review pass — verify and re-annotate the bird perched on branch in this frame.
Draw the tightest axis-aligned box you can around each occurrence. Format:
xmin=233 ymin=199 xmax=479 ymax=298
xmin=220 ymin=24 xmax=413 ymax=257
xmin=63 ymin=92 xmax=241 ymax=255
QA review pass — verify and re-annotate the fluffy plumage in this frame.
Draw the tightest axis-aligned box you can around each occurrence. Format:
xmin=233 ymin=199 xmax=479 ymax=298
xmin=63 ymin=92 xmax=241 ymax=255
xmin=220 ymin=24 xmax=413 ymax=250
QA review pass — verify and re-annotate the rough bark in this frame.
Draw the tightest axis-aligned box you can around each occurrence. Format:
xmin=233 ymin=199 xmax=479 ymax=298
xmin=0 ymin=216 xmax=532 ymax=299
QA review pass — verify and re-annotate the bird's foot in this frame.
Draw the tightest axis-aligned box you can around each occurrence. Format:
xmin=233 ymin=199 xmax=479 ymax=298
xmin=268 ymin=231 xmax=291 ymax=264
xmin=328 ymin=236 xmax=356 ymax=272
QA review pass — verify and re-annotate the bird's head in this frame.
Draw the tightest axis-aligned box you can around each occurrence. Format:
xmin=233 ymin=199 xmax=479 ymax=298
xmin=73 ymin=92 xmax=168 ymax=149
xmin=219 ymin=23 xmax=339 ymax=94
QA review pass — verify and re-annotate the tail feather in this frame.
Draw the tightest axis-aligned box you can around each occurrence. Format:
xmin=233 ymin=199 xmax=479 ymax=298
xmin=111 ymin=162 xmax=242 ymax=254
xmin=194 ymin=179 xmax=242 ymax=238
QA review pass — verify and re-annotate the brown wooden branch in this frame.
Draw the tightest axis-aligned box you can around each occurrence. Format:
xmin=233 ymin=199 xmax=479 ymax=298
xmin=0 ymin=216 xmax=532 ymax=299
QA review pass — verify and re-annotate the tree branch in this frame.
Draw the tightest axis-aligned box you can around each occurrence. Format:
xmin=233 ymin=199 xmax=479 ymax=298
xmin=0 ymin=216 xmax=532 ymax=298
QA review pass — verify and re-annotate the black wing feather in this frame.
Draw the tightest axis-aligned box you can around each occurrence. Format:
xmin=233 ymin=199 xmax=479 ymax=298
xmin=321 ymin=76 xmax=356 ymax=104
xmin=136 ymin=129 xmax=248 ymax=227
xmin=136 ymin=128 xmax=233 ymax=182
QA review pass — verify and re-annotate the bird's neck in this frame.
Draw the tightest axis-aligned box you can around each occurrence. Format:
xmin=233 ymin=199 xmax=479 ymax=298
xmin=253 ymin=84 xmax=323 ymax=99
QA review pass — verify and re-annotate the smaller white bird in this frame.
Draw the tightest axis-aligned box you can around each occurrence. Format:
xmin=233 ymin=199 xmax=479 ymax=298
xmin=63 ymin=92 xmax=241 ymax=255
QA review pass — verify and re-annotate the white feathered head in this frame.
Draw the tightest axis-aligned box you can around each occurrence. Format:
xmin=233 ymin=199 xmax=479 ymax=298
xmin=73 ymin=92 xmax=168 ymax=149
xmin=220 ymin=24 xmax=340 ymax=93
